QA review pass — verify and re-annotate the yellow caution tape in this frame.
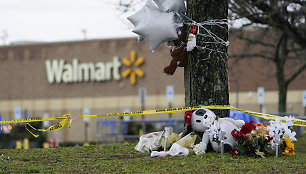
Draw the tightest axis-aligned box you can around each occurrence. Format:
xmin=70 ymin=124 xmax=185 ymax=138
xmin=0 ymin=116 xmax=67 ymax=124
xmin=25 ymin=114 xmax=72 ymax=137
xmin=0 ymin=105 xmax=305 ymax=137
xmin=73 ymin=105 xmax=306 ymax=127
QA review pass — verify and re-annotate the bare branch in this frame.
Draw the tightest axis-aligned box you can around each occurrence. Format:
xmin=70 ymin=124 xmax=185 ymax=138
xmin=233 ymin=32 xmax=275 ymax=48
xmin=230 ymin=0 xmax=306 ymax=48
xmin=285 ymin=62 xmax=306 ymax=86
xmin=230 ymin=53 xmax=274 ymax=61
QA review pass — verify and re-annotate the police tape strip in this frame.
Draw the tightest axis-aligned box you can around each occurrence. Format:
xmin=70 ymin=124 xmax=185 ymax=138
xmin=0 ymin=105 xmax=305 ymax=137
xmin=25 ymin=114 xmax=72 ymax=137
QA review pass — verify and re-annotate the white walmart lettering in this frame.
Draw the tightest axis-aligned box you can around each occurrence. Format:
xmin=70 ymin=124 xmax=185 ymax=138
xmin=45 ymin=57 xmax=122 ymax=84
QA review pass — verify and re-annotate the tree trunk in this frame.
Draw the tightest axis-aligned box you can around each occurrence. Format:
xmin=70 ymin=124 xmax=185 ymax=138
xmin=276 ymin=58 xmax=287 ymax=113
xmin=185 ymin=0 xmax=229 ymax=117
xmin=276 ymin=54 xmax=287 ymax=113
xmin=278 ymin=82 xmax=287 ymax=113
xmin=276 ymin=34 xmax=288 ymax=113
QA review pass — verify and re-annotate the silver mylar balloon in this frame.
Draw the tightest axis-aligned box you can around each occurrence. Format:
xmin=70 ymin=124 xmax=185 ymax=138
xmin=127 ymin=0 xmax=157 ymax=26
xmin=153 ymin=0 xmax=186 ymax=13
xmin=132 ymin=6 xmax=178 ymax=51
xmin=127 ymin=0 xmax=159 ymax=42
xmin=152 ymin=0 xmax=164 ymax=11
xmin=128 ymin=8 xmax=145 ymax=41
xmin=127 ymin=8 xmax=144 ymax=27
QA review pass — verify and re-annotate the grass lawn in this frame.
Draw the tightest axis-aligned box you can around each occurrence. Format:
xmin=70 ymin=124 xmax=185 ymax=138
xmin=0 ymin=134 xmax=305 ymax=173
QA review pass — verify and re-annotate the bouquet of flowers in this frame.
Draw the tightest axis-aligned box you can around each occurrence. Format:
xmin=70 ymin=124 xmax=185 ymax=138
xmin=267 ymin=116 xmax=296 ymax=156
xmin=230 ymin=121 xmax=272 ymax=157
xmin=230 ymin=117 xmax=296 ymax=158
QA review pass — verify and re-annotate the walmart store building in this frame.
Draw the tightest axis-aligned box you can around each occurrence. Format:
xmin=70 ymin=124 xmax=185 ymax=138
xmin=0 ymin=36 xmax=305 ymax=143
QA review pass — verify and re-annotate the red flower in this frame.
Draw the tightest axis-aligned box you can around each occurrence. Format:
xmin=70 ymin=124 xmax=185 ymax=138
xmin=240 ymin=120 xmax=256 ymax=134
xmin=231 ymin=129 xmax=240 ymax=139
xmin=230 ymin=149 xmax=240 ymax=156
xmin=184 ymin=111 xmax=193 ymax=128
xmin=231 ymin=129 xmax=248 ymax=141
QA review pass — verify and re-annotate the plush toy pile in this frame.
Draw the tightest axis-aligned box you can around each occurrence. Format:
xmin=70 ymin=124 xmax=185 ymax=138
xmin=135 ymin=108 xmax=297 ymax=158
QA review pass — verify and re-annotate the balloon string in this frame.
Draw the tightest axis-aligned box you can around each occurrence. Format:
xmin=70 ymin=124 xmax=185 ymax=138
xmin=178 ymin=13 xmax=229 ymax=47
xmin=177 ymin=13 xmax=229 ymax=66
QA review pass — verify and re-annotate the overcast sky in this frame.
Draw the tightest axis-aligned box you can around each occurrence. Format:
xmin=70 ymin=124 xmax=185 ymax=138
xmin=0 ymin=0 xmax=141 ymax=45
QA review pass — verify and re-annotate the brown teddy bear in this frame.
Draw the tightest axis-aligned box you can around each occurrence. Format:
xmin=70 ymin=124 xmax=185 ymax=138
xmin=163 ymin=31 xmax=188 ymax=75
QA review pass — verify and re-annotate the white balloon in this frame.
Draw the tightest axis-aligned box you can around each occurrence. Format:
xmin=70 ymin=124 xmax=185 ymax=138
xmin=127 ymin=0 xmax=158 ymax=27
xmin=153 ymin=0 xmax=186 ymax=13
xmin=132 ymin=6 xmax=178 ymax=51
xmin=152 ymin=0 xmax=164 ymax=11
xmin=128 ymin=9 xmax=145 ymax=41
xmin=127 ymin=8 xmax=144 ymax=27
xmin=128 ymin=0 xmax=159 ymax=42
xmin=127 ymin=0 xmax=157 ymax=27
xmin=128 ymin=9 xmax=145 ymax=42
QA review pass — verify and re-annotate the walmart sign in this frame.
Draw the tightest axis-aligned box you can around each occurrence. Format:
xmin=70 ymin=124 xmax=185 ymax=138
xmin=45 ymin=57 xmax=122 ymax=84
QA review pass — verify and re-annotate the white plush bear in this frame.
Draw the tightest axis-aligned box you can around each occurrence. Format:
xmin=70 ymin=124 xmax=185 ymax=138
xmin=191 ymin=108 xmax=244 ymax=153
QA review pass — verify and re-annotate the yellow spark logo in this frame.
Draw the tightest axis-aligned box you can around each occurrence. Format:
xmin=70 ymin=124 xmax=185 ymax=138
xmin=121 ymin=50 xmax=144 ymax=85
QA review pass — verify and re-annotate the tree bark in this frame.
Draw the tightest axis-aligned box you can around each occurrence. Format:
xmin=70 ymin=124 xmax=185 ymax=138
xmin=276 ymin=56 xmax=287 ymax=113
xmin=275 ymin=34 xmax=288 ymax=113
xmin=185 ymin=0 xmax=229 ymax=117
xmin=278 ymin=82 xmax=287 ymax=113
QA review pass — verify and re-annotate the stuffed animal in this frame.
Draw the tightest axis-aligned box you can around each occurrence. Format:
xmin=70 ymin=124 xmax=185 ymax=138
xmin=163 ymin=30 xmax=187 ymax=75
xmin=191 ymin=108 xmax=245 ymax=153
